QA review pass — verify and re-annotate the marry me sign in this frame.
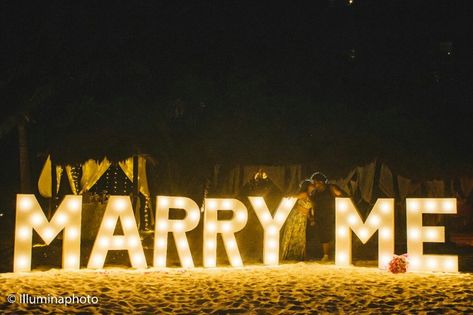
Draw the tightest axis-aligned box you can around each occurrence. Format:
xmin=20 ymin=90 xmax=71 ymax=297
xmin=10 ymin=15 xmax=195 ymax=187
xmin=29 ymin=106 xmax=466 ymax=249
xmin=13 ymin=194 xmax=458 ymax=273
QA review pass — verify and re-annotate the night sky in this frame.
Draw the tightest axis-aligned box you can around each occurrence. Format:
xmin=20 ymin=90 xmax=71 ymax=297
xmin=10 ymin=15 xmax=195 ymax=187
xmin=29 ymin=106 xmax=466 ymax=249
xmin=1 ymin=1 xmax=472 ymax=208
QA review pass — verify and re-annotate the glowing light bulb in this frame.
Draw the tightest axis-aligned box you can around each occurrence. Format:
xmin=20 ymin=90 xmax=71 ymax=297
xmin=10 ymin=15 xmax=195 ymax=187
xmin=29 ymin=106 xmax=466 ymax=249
xmin=105 ymin=217 xmax=116 ymax=229
xmin=442 ymin=200 xmax=454 ymax=212
xmin=338 ymin=201 xmax=347 ymax=212
xmin=182 ymin=257 xmax=193 ymax=268
xmin=206 ymin=222 xmax=216 ymax=232
xmin=381 ymin=202 xmax=391 ymax=213
xmin=31 ymin=213 xmax=42 ymax=225
xmin=253 ymin=198 xmax=264 ymax=207
xmin=67 ymin=227 xmax=79 ymax=239
xmin=157 ymin=220 xmax=168 ymax=230
xmin=114 ymin=237 xmax=124 ymax=247
xmin=67 ymin=255 xmax=77 ymax=265
xmin=99 ymin=237 xmax=110 ymax=247
xmin=348 ymin=214 xmax=357 ymax=225
xmin=261 ymin=213 xmax=271 ymax=223
xmin=19 ymin=197 xmax=33 ymax=211
xmin=43 ymin=228 xmax=54 ymax=240
xmin=223 ymin=200 xmax=232 ymax=208
xmin=156 ymin=238 xmax=166 ymax=248
xmin=426 ymin=200 xmax=436 ymax=211
xmin=175 ymin=198 xmax=185 ymax=208
xmin=174 ymin=221 xmax=184 ymax=231
xmin=266 ymin=239 xmax=277 ymax=248
xmin=359 ymin=228 xmax=369 ymax=241
xmin=156 ymin=256 xmax=166 ymax=267
xmin=409 ymin=200 xmax=419 ymax=212
xmin=206 ymin=258 xmax=216 ymax=267
xmin=409 ymin=228 xmax=420 ymax=240
xmin=369 ymin=215 xmax=380 ymax=226
xmin=222 ymin=222 xmax=232 ymax=232
xmin=189 ymin=211 xmax=200 ymax=221
xmin=380 ymin=255 xmax=391 ymax=266
xmin=267 ymin=253 xmax=277 ymax=264
xmin=123 ymin=217 xmax=135 ymax=229
xmin=444 ymin=259 xmax=455 ymax=270
xmin=206 ymin=240 xmax=215 ymax=250
xmin=337 ymin=227 xmax=347 ymax=237
xmin=267 ymin=225 xmax=277 ymax=235
xmin=17 ymin=256 xmax=28 ymax=268
xmin=227 ymin=239 xmax=236 ymax=250
xmin=275 ymin=213 xmax=285 ymax=223
xmin=380 ymin=228 xmax=391 ymax=239
xmin=338 ymin=252 xmax=347 ymax=263
xmin=426 ymin=229 xmax=437 ymax=240
xmin=56 ymin=213 xmax=68 ymax=225
xmin=159 ymin=198 xmax=169 ymax=207
xmin=236 ymin=211 xmax=246 ymax=222
xmin=133 ymin=254 xmax=142 ymax=263
xmin=428 ymin=258 xmax=437 ymax=268
xmin=18 ymin=227 xmax=30 ymax=239
xmin=115 ymin=199 xmax=127 ymax=211
xmin=68 ymin=199 xmax=80 ymax=212
xmin=284 ymin=198 xmax=294 ymax=207
xmin=92 ymin=255 xmax=103 ymax=267
xmin=178 ymin=239 xmax=187 ymax=249
xmin=207 ymin=200 xmax=217 ymax=210
xmin=128 ymin=236 xmax=140 ymax=247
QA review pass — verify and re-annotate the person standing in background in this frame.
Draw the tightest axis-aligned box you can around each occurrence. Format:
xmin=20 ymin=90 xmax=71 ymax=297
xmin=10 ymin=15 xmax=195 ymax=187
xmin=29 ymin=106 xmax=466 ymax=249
xmin=310 ymin=172 xmax=344 ymax=262
xmin=281 ymin=180 xmax=315 ymax=261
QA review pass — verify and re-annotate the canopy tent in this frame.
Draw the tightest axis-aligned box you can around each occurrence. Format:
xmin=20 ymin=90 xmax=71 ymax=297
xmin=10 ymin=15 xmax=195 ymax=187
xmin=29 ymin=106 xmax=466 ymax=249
xmin=37 ymin=155 xmax=153 ymax=233
xmin=38 ymin=155 xmax=151 ymax=198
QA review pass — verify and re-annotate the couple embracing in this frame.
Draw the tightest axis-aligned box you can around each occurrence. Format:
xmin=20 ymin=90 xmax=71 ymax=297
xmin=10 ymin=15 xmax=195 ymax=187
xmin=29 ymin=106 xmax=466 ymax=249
xmin=280 ymin=172 xmax=344 ymax=262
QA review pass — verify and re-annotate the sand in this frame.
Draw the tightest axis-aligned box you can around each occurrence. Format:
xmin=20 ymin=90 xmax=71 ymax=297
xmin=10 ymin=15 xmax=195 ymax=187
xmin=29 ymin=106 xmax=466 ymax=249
xmin=1 ymin=262 xmax=472 ymax=314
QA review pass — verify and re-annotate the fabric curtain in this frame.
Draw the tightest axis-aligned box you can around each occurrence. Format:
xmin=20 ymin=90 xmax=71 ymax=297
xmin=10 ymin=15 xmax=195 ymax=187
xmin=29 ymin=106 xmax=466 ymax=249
xmin=331 ymin=168 xmax=356 ymax=196
xmin=356 ymin=161 xmax=376 ymax=203
xmin=117 ymin=156 xmax=150 ymax=197
xmin=379 ymin=164 xmax=395 ymax=197
xmin=397 ymin=175 xmax=411 ymax=201
xmin=424 ymin=180 xmax=445 ymax=197
xmin=65 ymin=165 xmax=78 ymax=195
xmin=79 ymin=158 xmax=111 ymax=194
xmin=38 ymin=155 xmax=63 ymax=198
xmin=460 ymin=177 xmax=473 ymax=197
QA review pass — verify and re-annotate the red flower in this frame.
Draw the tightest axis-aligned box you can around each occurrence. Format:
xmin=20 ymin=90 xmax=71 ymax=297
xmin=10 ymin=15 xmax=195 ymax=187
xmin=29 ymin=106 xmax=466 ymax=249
xmin=388 ymin=254 xmax=409 ymax=273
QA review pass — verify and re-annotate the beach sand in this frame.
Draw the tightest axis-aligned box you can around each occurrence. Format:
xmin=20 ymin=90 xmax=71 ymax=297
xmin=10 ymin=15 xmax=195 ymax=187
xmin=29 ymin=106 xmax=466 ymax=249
xmin=1 ymin=262 xmax=472 ymax=314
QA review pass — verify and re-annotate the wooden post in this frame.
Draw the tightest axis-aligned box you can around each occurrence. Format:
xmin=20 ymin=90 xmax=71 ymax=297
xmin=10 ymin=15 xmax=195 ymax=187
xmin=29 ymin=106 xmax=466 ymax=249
xmin=132 ymin=155 xmax=140 ymax=229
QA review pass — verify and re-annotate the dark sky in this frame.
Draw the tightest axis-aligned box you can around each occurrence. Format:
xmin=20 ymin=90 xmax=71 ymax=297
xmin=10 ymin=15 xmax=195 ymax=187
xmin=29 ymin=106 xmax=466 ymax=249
xmin=0 ymin=0 xmax=472 ymax=184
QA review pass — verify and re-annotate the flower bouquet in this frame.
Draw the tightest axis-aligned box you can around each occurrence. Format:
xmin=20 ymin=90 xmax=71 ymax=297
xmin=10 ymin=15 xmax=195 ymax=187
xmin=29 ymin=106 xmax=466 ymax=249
xmin=387 ymin=254 xmax=409 ymax=273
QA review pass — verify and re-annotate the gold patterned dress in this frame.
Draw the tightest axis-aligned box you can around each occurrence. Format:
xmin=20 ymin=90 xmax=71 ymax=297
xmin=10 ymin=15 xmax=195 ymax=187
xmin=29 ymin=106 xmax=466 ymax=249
xmin=281 ymin=197 xmax=312 ymax=261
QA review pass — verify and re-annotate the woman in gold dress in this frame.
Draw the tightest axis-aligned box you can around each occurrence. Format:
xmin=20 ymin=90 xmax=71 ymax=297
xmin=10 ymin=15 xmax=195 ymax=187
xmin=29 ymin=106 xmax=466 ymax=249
xmin=281 ymin=180 xmax=315 ymax=261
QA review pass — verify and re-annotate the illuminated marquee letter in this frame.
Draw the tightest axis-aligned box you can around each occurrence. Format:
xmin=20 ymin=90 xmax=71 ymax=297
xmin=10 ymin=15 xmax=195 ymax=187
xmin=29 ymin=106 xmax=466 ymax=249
xmin=335 ymin=198 xmax=395 ymax=269
xmin=14 ymin=194 xmax=82 ymax=272
xmin=88 ymin=196 xmax=147 ymax=269
xmin=203 ymin=198 xmax=248 ymax=267
xmin=248 ymin=197 xmax=297 ymax=265
xmin=406 ymin=198 xmax=457 ymax=272
xmin=154 ymin=196 xmax=200 ymax=268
